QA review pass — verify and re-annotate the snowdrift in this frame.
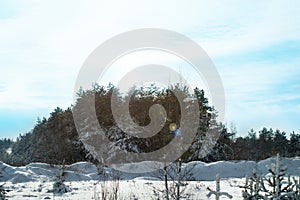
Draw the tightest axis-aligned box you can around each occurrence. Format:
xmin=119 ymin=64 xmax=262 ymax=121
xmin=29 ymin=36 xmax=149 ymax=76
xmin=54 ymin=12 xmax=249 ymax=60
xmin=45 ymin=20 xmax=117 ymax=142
xmin=1 ymin=157 xmax=299 ymax=183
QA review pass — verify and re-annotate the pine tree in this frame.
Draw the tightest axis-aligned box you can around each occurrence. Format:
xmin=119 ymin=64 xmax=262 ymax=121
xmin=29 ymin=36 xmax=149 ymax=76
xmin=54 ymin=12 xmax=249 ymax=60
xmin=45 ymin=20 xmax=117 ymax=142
xmin=242 ymin=154 xmax=300 ymax=199
xmin=51 ymin=160 xmax=71 ymax=193
xmin=273 ymin=130 xmax=288 ymax=156
xmin=207 ymin=174 xmax=233 ymax=199
xmin=289 ymin=132 xmax=300 ymax=157
xmin=241 ymin=169 xmax=264 ymax=199
xmin=261 ymin=154 xmax=292 ymax=198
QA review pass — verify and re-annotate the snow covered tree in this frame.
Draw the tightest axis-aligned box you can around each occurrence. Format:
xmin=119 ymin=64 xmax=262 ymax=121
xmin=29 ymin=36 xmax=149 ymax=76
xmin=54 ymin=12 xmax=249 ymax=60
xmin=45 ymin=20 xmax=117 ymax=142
xmin=293 ymin=167 xmax=300 ymax=197
xmin=33 ymin=108 xmax=85 ymax=164
xmin=207 ymin=174 xmax=233 ymax=199
xmin=0 ymin=139 xmax=13 ymax=164
xmin=151 ymin=159 xmax=195 ymax=200
xmin=167 ymin=159 xmax=193 ymax=200
xmin=51 ymin=160 xmax=71 ymax=193
xmin=260 ymin=154 xmax=297 ymax=199
xmin=242 ymin=154 xmax=300 ymax=199
xmin=241 ymin=169 xmax=265 ymax=199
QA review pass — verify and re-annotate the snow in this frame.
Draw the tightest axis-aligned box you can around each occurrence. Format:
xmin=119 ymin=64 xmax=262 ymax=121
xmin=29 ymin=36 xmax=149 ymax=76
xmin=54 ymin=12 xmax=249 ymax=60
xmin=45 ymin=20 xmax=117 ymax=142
xmin=189 ymin=157 xmax=300 ymax=181
xmin=1 ymin=178 xmax=247 ymax=199
xmin=0 ymin=157 xmax=299 ymax=199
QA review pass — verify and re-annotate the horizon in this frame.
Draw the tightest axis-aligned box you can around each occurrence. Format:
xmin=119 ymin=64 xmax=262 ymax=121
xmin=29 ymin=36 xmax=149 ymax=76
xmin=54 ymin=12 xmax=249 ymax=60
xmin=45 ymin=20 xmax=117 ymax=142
xmin=1 ymin=1 xmax=300 ymax=139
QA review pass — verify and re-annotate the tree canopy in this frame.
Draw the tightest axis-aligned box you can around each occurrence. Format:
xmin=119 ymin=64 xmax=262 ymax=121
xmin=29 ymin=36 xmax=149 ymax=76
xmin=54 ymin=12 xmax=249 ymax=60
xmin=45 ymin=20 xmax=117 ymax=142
xmin=0 ymin=84 xmax=299 ymax=166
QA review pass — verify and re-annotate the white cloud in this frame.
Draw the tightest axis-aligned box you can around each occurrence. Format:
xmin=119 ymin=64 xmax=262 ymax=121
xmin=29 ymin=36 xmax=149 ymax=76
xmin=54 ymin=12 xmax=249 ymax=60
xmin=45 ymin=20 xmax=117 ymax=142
xmin=0 ymin=0 xmax=300 ymax=134
xmin=220 ymin=58 xmax=300 ymax=135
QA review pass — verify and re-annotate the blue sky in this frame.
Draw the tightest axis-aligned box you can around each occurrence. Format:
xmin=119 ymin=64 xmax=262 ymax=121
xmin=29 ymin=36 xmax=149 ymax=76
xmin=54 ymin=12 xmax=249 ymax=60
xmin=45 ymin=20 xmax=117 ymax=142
xmin=0 ymin=0 xmax=300 ymax=139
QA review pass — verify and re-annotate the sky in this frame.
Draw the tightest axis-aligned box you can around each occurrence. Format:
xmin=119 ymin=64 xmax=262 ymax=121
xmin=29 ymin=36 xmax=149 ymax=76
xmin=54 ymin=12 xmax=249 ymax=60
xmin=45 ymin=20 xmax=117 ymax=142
xmin=0 ymin=0 xmax=300 ymax=139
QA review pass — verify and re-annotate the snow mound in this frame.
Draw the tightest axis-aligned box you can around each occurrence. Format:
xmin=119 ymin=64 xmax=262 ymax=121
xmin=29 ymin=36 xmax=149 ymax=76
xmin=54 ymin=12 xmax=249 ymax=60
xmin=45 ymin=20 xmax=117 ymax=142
xmin=67 ymin=162 xmax=97 ymax=174
xmin=0 ymin=161 xmax=16 ymax=181
xmin=186 ymin=157 xmax=300 ymax=181
xmin=10 ymin=171 xmax=35 ymax=183
xmin=63 ymin=171 xmax=92 ymax=181
xmin=112 ymin=161 xmax=164 ymax=173
xmin=0 ymin=157 xmax=299 ymax=183
xmin=189 ymin=160 xmax=257 ymax=180
xmin=257 ymin=157 xmax=300 ymax=175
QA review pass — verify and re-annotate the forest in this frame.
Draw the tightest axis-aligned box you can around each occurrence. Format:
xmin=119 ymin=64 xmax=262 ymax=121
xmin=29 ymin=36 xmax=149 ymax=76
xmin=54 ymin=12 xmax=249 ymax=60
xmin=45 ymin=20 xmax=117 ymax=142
xmin=0 ymin=84 xmax=299 ymax=166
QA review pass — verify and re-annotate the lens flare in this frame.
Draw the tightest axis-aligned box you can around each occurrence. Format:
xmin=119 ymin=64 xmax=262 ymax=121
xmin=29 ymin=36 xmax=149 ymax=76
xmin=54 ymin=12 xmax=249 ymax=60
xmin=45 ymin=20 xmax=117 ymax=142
xmin=173 ymin=128 xmax=182 ymax=137
xmin=169 ymin=123 xmax=177 ymax=132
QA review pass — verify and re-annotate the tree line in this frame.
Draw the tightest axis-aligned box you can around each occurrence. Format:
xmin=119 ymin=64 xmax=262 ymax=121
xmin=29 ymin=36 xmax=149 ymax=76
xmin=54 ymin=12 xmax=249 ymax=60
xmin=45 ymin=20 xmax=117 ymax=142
xmin=0 ymin=84 xmax=299 ymax=166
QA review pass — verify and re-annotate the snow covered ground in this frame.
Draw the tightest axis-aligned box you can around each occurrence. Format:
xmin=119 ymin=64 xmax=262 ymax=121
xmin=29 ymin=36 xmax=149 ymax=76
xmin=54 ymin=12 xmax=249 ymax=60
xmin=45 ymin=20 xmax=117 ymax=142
xmin=1 ymin=157 xmax=299 ymax=199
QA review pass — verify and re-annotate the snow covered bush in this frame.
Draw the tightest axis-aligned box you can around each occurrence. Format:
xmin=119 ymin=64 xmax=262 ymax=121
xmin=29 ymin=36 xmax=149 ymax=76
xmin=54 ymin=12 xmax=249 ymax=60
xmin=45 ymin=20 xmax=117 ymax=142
xmin=51 ymin=161 xmax=71 ymax=193
xmin=0 ymin=169 xmax=10 ymax=200
xmin=293 ymin=167 xmax=300 ymax=197
xmin=94 ymin=169 xmax=120 ymax=200
xmin=0 ymin=184 xmax=8 ymax=200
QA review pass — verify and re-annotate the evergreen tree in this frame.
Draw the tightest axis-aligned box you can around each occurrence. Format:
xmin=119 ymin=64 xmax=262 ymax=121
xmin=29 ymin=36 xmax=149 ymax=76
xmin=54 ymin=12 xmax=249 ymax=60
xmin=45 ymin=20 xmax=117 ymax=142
xmin=289 ymin=132 xmax=300 ymax=157
xmin=273 ymin=130 xmax=288 ymax=156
